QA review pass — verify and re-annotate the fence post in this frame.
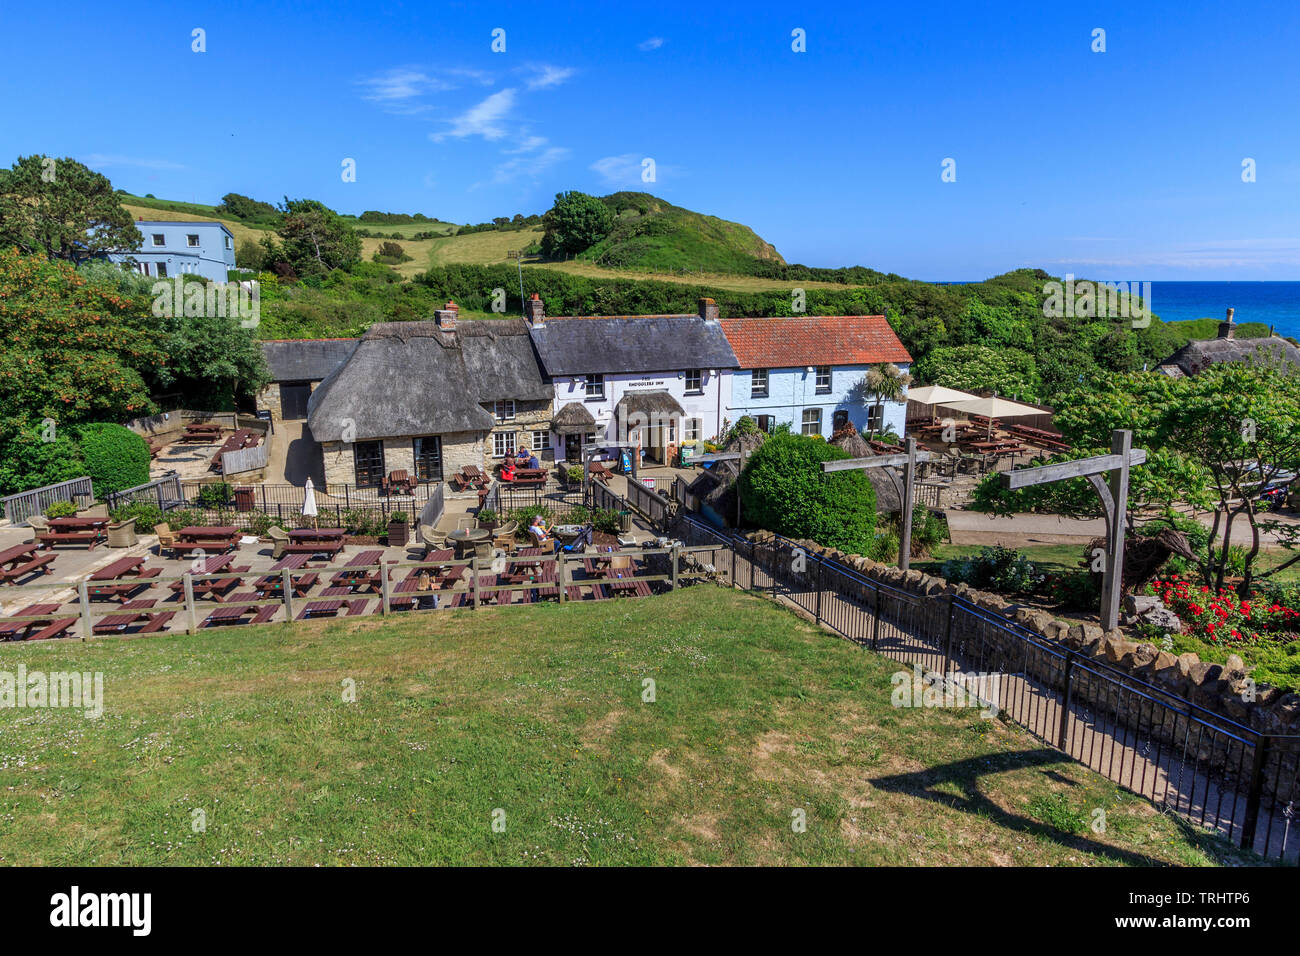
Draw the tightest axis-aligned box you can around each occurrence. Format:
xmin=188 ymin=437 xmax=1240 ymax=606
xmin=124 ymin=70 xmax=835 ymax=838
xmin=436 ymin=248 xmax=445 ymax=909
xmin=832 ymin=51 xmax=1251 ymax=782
xmin=282 ymin=569 xmax=294 ymax=621
xmin=815 ymin=557 xmax=822 ymax=624
xmin=472 ymin=556 xmax=480 ymax=609
xmin=558 ymin=554 xmax=567 ymax=603
xmin=381 ymin=561 xmax=391 ymax=615
xmin=1240 ymin=735 xmax=1271 ymax=852
xmin=78 ymin=581 xmax=93 ymax=640
xmin=670 ymin=545 xmax=679 ymax=590
xmin=870 ymin=585 xmax=881 ymax=650
xmin=941 ymin=595 xmax=956 ymax=675
xmin=184 ymin=573 xmax=197 ymax=634
xmin=1057 ymin=650 xmax=1076 ymax=751
xmin=730 ymin=545 xmax=737 ymax=588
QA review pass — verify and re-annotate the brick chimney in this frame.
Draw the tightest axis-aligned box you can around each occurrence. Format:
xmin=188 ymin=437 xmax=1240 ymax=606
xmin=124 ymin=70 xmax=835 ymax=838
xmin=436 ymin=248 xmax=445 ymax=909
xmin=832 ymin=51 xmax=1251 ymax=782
xmin=435 ymin=300 xmax=459 ymax=331
xmin=524 ymin=292 xmax=545 ymax=327
xmin=1218 ymin=307 xmax=1235 ymax=340
xmin=698 ymin=297 xmax=719 ymax=323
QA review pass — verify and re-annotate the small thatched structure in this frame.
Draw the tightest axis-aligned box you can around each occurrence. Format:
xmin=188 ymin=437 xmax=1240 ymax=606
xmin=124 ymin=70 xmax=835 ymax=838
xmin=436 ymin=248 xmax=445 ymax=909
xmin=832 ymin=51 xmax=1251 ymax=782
xmin=829 ymin=430 xmax=903 ymax=515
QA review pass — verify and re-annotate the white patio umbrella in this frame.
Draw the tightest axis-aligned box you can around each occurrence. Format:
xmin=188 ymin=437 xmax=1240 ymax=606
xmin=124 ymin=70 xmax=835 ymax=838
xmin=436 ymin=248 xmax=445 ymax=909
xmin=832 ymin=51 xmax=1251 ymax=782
xmin=906 ymin=384 xmax=979 ymax=407
xmin=942 ymin=396 xmax=1043 ymax=439
xmin=302 ymin=477 xmax=318 ymax=529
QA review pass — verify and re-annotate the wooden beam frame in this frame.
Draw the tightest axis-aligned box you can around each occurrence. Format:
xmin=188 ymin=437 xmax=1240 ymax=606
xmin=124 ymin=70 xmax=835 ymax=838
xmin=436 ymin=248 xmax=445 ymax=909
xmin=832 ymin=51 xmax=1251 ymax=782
xmin=821 ymin=438 xmax=931 ymax=570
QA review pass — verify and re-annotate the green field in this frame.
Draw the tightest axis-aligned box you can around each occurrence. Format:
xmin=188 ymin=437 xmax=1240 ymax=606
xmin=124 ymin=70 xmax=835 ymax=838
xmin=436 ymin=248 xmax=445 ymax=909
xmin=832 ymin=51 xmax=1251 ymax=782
xmin=0 ymin=587 xmax=1254 ymax=866
xmin=343 ymin=219 xmax=459 ymax=238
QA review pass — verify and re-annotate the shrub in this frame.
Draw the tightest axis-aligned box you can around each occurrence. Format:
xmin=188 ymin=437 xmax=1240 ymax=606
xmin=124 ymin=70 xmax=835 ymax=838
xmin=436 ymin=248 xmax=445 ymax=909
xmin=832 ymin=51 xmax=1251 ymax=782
xmin=737 ymin=431 xmax=876 ymax=554
xmin=565 ymin=466 xmax=585 ymax=485
xmin=942 ymin=546 xmax=1042 ymax=594
xmin=243 ymin=511 xmax=279 ymax=536
xmin=868 ymin=530 xmax=899 ymax=564
xmin=592 ymin=508 xmax=621 ymax=535
xmin=110 ymin=501 xmax=163 ymax=529
xmin=389 ymin=511 xmax=409 ymax=524
xmin=165 ymin=508 xmax=206 ymax=530
xmin=1041 ymin=570 xmax=1101 ymax=610
xmin=44 ymin=500 xmax=78 ymax=518
xmin=195 ymin=483 xmax=233 ymax=508
xmin=74 ymin=423 xmax=149 ymax=496
xmin=1148 ymin=576 xmax=1300 ymax=644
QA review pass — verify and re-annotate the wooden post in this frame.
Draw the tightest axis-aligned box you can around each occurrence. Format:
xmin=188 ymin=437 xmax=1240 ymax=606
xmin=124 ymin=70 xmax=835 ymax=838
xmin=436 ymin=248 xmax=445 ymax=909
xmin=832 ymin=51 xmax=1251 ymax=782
xmin=184 ymin=572 xmax=197 ymax=634
xmin=899 ymin=437 xmax=917 ymax=571
xmin=380 ymin=560 xmax=392 ymax=615
xmin=670 ymin=545 xmax=679 ymax=590
xmin=472 ymin=556 xmax=480 ymax=609
xmin=282 ymin=568 xmax=294 ymax=621
xmin=78 ymin=581 xmax=93 ymax=640
xmin=558 ymin=554 xmax=567 ymax=602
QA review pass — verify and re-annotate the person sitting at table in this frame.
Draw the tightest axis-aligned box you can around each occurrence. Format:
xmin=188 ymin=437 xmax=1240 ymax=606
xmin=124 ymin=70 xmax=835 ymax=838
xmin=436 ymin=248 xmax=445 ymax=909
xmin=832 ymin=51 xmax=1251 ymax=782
xmin=515 ymin=447 xmax=531 ymax=465
xmin=500 ymin=460 xmax=516 ymax=482
xmin=526 ymin=452 xmax=540 ymax=470
xmin=528 ymin=515 xmax=562 ymax=553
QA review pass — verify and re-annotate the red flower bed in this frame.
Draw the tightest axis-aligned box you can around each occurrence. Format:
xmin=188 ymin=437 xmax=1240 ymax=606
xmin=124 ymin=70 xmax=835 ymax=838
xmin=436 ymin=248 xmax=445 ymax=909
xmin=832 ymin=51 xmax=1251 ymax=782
xmin=1146 ymin=576 xmax=1300 ymax=644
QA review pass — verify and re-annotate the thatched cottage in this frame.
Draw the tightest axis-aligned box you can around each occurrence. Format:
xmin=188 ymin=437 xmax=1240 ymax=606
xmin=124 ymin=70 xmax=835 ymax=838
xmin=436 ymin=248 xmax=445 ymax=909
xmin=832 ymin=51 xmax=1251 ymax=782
xmin=1158 ymin=309 xmax=1300 ymax=377
xmin=306 ymin=303 xmax=553 ymax=489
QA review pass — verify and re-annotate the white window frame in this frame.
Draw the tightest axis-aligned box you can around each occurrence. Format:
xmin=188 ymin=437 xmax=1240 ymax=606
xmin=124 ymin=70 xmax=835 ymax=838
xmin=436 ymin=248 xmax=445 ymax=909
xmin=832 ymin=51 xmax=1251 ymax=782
xmin=531 ymin=430 xmax=551 ymax=451
xmin=492 ymin=431 xmax=517 ymax=458
xmin=815 ymin=366 xmax=831 ymax=393
xmin=225 ymin=236 xmax=233 ymax=249
xmin=684 ymin=418 xmax=701 ymax=441
xmin=801 ymin=408 xmax=822 ymax=436
xmin=751 ymin=369 xmax=768 ymax=398
xmin=684 ymin=369 xmax=703 ymax=394
xmin=187 ymin=234 xmax=200 ymax=247
xmin=493 ymin=400 xmax=516 ymax=422
xmin=151 ymin=234 xmax=166 ymax=247
xmin=585 ymin=374 xmax=605 ymax=400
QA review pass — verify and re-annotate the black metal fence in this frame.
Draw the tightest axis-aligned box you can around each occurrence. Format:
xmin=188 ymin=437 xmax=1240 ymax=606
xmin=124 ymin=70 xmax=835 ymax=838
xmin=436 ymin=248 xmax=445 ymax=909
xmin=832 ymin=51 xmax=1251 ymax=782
xmin=675 ymin=515 xmax=1300 ymax=862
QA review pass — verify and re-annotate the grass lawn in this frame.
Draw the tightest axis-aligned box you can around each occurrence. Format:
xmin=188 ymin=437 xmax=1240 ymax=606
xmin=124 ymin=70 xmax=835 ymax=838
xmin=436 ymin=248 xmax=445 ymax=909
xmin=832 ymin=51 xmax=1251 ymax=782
xmin=0 ymin=588 xmax=1260 ymax=866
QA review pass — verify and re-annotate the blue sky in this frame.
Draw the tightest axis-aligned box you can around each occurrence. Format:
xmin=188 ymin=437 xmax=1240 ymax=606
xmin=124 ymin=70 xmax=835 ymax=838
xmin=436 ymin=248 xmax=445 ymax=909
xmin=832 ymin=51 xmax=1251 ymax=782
xmin=2 ymin=0 xmax=1298 ymax=280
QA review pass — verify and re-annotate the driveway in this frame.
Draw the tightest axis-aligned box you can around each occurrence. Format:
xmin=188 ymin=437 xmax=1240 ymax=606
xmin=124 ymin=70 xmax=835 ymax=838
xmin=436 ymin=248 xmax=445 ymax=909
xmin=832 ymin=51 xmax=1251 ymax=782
xmin=264 ymin=419 xmax=324 ymax=487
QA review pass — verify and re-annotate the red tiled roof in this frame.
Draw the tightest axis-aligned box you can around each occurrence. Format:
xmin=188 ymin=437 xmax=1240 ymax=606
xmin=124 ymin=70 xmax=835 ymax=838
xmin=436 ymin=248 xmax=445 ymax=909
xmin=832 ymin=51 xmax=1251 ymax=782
xmin=719 ymin=315 xmax=911 ymax=368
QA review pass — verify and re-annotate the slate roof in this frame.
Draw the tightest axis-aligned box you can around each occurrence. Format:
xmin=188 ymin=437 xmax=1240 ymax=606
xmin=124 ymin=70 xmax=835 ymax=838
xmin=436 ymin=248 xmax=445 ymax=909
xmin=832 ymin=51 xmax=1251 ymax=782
xmin=528 ymin=315 xmax=738 ymax=376
xmin=306 ymin=319 xmax=551 ymax=442
xmin=1158 ymin=335 xmax=1300 ymax=377
xmin=719 ymin=315 xmax=911 ymax=369
xmin=261 ymin=339 xmax=358 ymax=382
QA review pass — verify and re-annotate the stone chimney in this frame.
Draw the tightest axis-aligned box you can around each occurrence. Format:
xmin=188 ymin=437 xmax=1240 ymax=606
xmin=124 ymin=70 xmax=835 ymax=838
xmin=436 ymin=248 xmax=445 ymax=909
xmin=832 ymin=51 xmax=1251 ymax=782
xmin=1218 ymin=307 xmax=1235 ymax=340
xmin=435 ymin=300 xmax=459 ymax=331
xmin=524 ymin=293 xmax=545 ymax=327
xmin=698 ymin=297 xmax=719 ymax=323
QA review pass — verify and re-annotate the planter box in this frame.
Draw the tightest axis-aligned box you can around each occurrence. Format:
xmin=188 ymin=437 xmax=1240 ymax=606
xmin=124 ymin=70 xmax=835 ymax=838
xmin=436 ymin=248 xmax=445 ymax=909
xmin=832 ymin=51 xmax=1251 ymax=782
xmin=476 ymin=520 xmax=500 ymax=531
xmin=387 ymin=522 xmax=410 ymax=547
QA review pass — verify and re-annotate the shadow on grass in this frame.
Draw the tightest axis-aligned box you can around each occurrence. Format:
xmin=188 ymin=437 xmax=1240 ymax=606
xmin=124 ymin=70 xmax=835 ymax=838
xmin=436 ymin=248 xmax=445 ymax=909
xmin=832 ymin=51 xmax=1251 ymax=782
xmin=871 ymin=747 xmax=1179 ymax=866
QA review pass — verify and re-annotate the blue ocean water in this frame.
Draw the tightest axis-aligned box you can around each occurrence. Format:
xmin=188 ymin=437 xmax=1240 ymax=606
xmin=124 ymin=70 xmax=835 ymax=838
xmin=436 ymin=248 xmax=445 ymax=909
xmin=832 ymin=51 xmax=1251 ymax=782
xmin=1144 ymin=282 xmax=1300 ymax=339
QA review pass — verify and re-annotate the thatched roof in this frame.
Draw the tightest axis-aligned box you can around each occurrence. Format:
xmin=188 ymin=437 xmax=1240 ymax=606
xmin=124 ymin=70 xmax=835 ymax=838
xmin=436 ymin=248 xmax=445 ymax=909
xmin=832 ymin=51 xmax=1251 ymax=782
xmin=260 ymin=338 xmax=357 ymax=382
xmin=552 ymin=401 xmax=596 ymax=433
xmin=829 ymin=429 xmax=872 ymax=459
xmin=829 ymin=430 xmax=903 ymax=513
xmin=615 ymin=389 xmax=685 ymax=422
xmin=529 ymin=315 xmax=738 ymax=376
xmin=1159 ymin=335 xmax=1300 ymax=377
xmin=307 ymin=319 xmax=551 ymax=442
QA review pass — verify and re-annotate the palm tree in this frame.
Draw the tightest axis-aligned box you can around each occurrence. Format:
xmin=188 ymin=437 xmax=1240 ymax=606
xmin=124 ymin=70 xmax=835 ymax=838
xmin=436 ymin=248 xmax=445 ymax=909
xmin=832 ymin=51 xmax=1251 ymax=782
xmin=862 ymin=363 xmax=913 ymax=439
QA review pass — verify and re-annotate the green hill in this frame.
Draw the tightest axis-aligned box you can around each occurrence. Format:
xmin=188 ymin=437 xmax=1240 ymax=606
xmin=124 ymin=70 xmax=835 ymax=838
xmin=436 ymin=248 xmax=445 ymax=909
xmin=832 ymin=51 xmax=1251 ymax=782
xmin=577 ymin=192 xmax=785 ymax=275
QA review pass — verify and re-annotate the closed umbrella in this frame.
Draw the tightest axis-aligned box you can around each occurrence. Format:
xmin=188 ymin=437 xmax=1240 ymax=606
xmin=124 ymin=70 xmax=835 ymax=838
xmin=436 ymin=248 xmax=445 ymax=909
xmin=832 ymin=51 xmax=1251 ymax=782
xmin=302 ymin=477 xmax=318 ymax=529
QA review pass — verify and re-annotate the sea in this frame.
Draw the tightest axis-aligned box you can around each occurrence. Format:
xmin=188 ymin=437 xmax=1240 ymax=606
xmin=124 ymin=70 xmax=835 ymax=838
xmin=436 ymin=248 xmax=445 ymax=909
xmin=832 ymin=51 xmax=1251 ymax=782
xmin=1137 ymin=282 xmax=1300 ymax=339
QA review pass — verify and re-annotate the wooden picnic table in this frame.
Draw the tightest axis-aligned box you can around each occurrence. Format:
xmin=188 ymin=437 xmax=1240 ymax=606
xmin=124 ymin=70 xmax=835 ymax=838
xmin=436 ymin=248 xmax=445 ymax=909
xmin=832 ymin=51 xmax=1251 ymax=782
xmin=175 ymin=526 xmax=240 ymax=554
xmin=37 ymin=516 xmax=109 ymax=551
xmin=288 ymin=527 xmax=345 ymax=542
xmin=92 ymin=599 xmax=176 ymax=636
xmin=295 ymin=598 xmax=365 ymax=620
xmin=0 ymin=544 xmax=54 ymax=585
xmin=200 ymin=603 xmax=277 ymax=628
xmin=87 ymin=556 xmax=162 ymax=601
xmin=0 ymin=603 xmax=78 ymax=641
xmin=330 ymin=549 xmax=384 ymax=589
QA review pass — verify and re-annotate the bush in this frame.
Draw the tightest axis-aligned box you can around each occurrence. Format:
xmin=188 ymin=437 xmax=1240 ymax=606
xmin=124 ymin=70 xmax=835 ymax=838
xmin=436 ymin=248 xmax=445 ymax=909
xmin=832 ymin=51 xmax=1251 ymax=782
xmin=737 ymin=431 xmax=876 ymax=554
xmin=942 ymin=546 xmax=1042 ymax=594
xmin=195 ymin=483 xmax=233 ymax=508
xmin=0 ymin=422 xmax=86 ymax=498
xmin=74 ymin=423 xmax=149 ymax=496
xmin=44 ymin=500 xmax=78 ymax=518
xmin=592 ymin=508 xmax=621 ymax=535
xmin=110 ymin=501 xmax=163 ymax=529
xmin=1041 ymin=570 xmax=1101 ymax=609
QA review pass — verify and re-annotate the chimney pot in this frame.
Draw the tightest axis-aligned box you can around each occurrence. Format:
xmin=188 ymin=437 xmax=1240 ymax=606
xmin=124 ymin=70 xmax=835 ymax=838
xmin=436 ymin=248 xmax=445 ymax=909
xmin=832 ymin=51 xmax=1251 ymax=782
xmin=698 ymin=297 xmax=719 ymax=322
xmin=524 ymin=293 xmax=545 ymax=326
xmin=1218 ymin=307 xmax=1235 ymax=340
xmin=435 ymin=300 xmax=459 ymax=331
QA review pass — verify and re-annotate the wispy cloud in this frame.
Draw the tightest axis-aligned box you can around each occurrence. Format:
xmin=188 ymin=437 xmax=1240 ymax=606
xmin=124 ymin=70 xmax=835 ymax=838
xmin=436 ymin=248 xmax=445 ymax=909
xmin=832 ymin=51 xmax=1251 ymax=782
xmin=357 ymin=66 xmax=492 ymax=113
xmin=638 ymin=37 xmax=665 ymax=51
xmin=432 ymin=88 xmax=517 ymax=142
xmin=590 ymin=153 xmax=681 ymax=187
xmin=523 ymin=64 xmax=576 ymax=90
xmin=490 ymin=143 xmax=571 ymax=184
xmin=83 ymin=154 xmax=186 ymax=171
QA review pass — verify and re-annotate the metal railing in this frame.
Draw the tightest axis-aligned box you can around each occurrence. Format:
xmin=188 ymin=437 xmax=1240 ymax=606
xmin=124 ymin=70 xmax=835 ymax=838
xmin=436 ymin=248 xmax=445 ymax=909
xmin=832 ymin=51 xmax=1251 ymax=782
xmin=626 ymin=478 xmax=673 ymax=531
xmin=674 ymin=515 xmax=1300 ymax=862
xmin=2 ymin=477 xmax=95 ymax=525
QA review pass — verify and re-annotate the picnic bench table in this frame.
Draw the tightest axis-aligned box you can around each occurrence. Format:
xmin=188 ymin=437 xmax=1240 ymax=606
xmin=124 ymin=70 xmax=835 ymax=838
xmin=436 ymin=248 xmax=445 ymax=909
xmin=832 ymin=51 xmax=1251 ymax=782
xmin=180 ymin=424 xmax=222 ymax=443
xmin=330 ymin=549 xmax=385 ymax=589
xmin=0 ymin=603 xmax=79 ymax=641
xmin=86 ymin=556 xmax=163 ymax=601
xmin=0 ymin=544 xmax=55 ymax=584
xmin=288 ymin=528 xmax=346 ymax=542
xmin=37 ymin=516 xmax=108 ymax=551
xmin=174 ymin=526 xmax=241 ymax=555
xmin=201 ymin=603 xmax=278 ymax=628
xmin=382 ymin=470 xmax=416 ymax=495
xmin=512 ymin=468 xmax=547 ymax=486
xmin=606 ymin=579 xmax=652 ymax=598
xmin=295 ymin=598 xmax=367 ymax=620
xmin=92 ymin=599 xmax=177 ymax=636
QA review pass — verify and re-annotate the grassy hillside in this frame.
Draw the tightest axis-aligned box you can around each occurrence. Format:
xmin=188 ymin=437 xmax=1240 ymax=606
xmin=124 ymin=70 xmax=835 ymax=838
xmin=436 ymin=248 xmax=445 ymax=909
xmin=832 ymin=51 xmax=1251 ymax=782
xmin=578 ymin=191 xmax=785 ymax=275
xmin=121 ymin=202 xmax=268 ymax=249
xmin=0 ymin=587 xmax=1252 ymax=866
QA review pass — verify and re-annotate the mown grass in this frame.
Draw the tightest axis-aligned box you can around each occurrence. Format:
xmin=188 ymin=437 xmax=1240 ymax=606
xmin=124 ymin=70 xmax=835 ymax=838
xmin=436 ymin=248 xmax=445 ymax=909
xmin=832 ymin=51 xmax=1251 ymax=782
xmin=0 ymin=588 xmax=1260 ymax=866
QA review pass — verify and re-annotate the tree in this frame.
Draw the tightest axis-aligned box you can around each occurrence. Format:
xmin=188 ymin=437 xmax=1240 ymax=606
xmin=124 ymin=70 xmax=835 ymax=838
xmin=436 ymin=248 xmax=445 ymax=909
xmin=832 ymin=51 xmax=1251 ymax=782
xmin=0 ymin=419 xmax=86 ymax=497
xmin=540 ymin=191 xmax=614 ymax=258
xmin=215 ymin=192 xmax=280 ymax=222
xmin=737 ymin=432 xmax=877 ymax=554
xmin=236 ymin=239 xmax=266 ymax=272
xmin=0 ymin=155 xmax=141 ymax=263
xmin=74 ymin=422 xmax=150 ymax=495
xmin=970 ymin=364 xmax=1300 ymax=596
xmin=913 ymin=344 xmax=1041 ymax=402
xmin=861 ymin=363 xmax=912 ymax=439
xmin=275 ymin=198 xmax=361 ymax=276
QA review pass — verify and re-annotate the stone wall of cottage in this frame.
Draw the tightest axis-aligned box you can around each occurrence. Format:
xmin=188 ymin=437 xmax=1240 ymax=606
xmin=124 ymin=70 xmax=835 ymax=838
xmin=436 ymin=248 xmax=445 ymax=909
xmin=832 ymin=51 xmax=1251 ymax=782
xmin=256 ymin=383 xmax=282 ymax=423
xmin=321 ymin=432 xmax=485 ymax=490
xmin=484 ymin=400 xmax=554 ymax=465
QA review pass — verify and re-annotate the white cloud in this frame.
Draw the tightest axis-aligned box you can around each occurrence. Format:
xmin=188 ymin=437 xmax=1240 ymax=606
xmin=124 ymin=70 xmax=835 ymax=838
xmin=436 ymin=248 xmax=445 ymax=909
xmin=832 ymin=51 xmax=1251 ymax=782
xmin=83 ymin=154 xmax=185 ymax=170
xmin=491 ymin=145 xmax=571 ymax=184
xmin=638 ymin=37 xmax=665 ymax=51
xmin=524 ymin=64 xmax=576 ymax=90
xmin=589 ymin=153 xmax=679 ymax=187
xmin=432 ymin=89 xmax=517 ymax=142
xmin=357 ymin=66 xmax=493 ymax=112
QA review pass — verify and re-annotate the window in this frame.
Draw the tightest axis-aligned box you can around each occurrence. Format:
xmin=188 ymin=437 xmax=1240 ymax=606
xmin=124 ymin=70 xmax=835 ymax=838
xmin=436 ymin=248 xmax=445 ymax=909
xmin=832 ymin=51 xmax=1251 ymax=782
xmin=187 ymin=234 xmax=200 ymax=247
xmin=493 ymin=400 xmax=515 ymax=422
xmin=353 ymin=441 xmax=385 ymax=488
xmin=801 ymin=408 xmax=822 ymax=436
xmin=585 ymin=374 xmax=605 ymax=400
xmin=832 ymin=410 xmax=849 ymax=433
xmin=156 ymin=262 xmax=167 ymax=278
xmin=815 ymin=366 xmax=831 ymax=393
xmin=866 ymin=405 xmax=884 ymax=434
xmin=751 ymin=369 xmax=769 ymax=398
xmin=225 ymin=236 xmax=233 ymax=250
xmin=139 ymin=262 xmax=150 ymax=276
xmin=756 ymin=414 xmax=774 ymax=433
xmin=493 ymin=431 xmax=517 ymax=458
xmin=151 ymin=234 xmax=165 ymax=247
xmin=412 ymin=436 xmax=443 ymax=482
xmin=684 ymin=418 xmax=702 ymax=441
xmin=684 ymin=369 xmax=702 ymax=394
xmin=531 ymin=430 xmax=551 ymax=451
